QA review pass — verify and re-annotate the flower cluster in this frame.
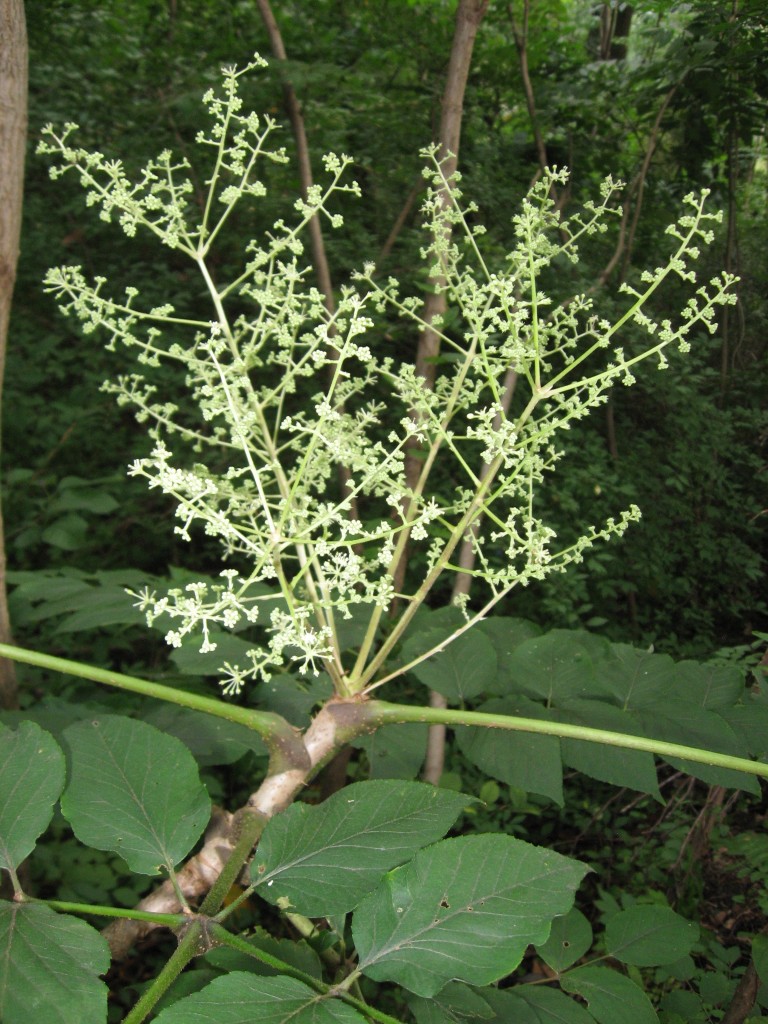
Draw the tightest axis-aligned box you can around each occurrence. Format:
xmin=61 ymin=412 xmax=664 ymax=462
xmin=41 ymin=58 xmax=736 ymax=695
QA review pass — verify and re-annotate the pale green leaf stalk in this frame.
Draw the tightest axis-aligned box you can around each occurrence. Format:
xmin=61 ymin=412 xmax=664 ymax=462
xmin=37 ymin=56 xmax=737 ymax=701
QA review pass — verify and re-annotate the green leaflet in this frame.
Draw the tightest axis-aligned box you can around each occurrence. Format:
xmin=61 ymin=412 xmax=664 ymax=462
xmin=457 ymin=697 xmax=563 ymax=804
xmin=0 ymin=903 xmax=109 ymax=1024
xmin=404 ymin=629 xmax=498 ymax=702
xmin=0 ymin=722 xmax=66 ymax=874
xmin=555 ymin=700 xmax=662 ymax=800
xmin=352 ymin=722 xmax=429 ymax=780
xmin=153 ymin=973 xmax=364 ymax=1024
xmin=562 ymin=966 xmax=658 ymax=1024
xmin=753 ymin=934 xmax=768 ymax=985
xmin=605 ymin=906 xmax=698 ymax=966
xmin=535 ymin=906 xmax=594 ymax=972
xmin=61 ymin=714 xmax=210 ymax=875
xmin=354 ymin=834 xmax=589 ymax=997
xmin=407 ymin=982 xmax=495 ymax=1024
xmin=252 ymin=780 xmax=469 ymax=917
xmin=204 ymin=927 xmax=324 ymax=980
xmin=499 ymin=629 xmax=614 ymax=704
xmin=143 ymin=705 xmax=267 ymax=765
xmin=483 ymin=984 xmax=595 ymax=1022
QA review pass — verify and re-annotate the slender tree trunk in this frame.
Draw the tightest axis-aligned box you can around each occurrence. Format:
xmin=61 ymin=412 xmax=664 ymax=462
xmin=509 ymin=0 xmax=548 ymax=173
xmin=0 ymin=0 xmax=27 ymax=710
xmin=386 ymin=0 xmax=488 ymax=782
xmin=257 ymin=0 xmax=335 ymax=323
xmin=257 ymin=0 xmax=356 ymax=525
xmin=394 ymin=0 xmax=488 ymax=599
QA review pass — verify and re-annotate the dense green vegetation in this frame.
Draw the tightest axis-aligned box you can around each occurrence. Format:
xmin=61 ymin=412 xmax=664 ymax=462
xmin=1 ymin=2 xmax=767 ymax=1022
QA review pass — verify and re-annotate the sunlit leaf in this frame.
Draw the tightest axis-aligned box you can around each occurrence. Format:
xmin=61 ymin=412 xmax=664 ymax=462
xmin=536 ymin=906 xmax=593 ymax=972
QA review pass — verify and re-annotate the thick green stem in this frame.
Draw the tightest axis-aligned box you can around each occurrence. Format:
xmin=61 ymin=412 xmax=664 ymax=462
xmin=32 ymin=899 xmax=185 ymax=927
xmin=365 ymin=700 xmax=768 ymax=780
xmin=210 ymin=926 xmax=403 ymax=1024
xmin=208 ymin=923 xmax=325 ymax=988
xmin=0 ymin=642 xmax=288 ymax=744
xmin=122 ymin=920 xmax=204 ymax=1024
xmin=200 ymin=809 xmax=267 ymax=917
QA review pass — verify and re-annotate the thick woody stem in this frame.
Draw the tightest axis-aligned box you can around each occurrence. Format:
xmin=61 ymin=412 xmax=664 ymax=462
xmin=102 ymin=697 xmax=372 ymax=959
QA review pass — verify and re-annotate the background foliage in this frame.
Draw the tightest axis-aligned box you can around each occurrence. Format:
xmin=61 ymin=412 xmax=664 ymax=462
xmin=2 ymin=1 xmax=767 ymax=1021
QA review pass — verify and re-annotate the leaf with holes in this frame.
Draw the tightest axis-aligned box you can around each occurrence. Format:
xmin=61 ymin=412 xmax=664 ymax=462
xmin=535 ymin=906 xmax=593 ymax=972
xmin=354 ymin=834 xmax=589 ymax=997
xmin=252 ymin=781 xmax=469 ymax=917
xmin=61 ymin=715 xmax=210 ymax=875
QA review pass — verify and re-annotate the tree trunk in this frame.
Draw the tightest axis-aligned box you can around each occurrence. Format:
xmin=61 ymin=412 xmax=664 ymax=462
xmin=0 ymin=0 xmax=27 ymax=710
xmin=257 ymin=0 xmax=357 ymax=523
xmin=394 ymin=0 xmax=488 ymax=598
xmin=389 ymin=0 xmax=488 ymax=782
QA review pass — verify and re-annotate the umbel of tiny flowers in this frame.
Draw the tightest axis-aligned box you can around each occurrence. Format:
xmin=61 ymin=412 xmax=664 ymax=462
xmin=38 ymin=56 xmax=737 ymax=697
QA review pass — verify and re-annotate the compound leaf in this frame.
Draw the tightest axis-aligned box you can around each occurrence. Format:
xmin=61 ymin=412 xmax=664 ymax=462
xmin=0 ymin=722 xmax=65 ymax=873
xmin=153 ymin=973 xmax=364 ymax=1024
xmin=252 ymin=781 xmax=469 ymax=917
xmin=61 ymin=715 xmax=210 ymax=875
xmin=354 ymin=834 xmax=588 ymax=997
xmin=0 ymin=902 xmax=109 ymax=1024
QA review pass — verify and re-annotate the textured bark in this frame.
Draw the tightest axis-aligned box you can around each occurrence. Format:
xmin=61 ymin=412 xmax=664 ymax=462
xmin=721 ymin=959 xmax=760 ymax=1024
xmin=102 ymin=699 xmax=360 ymax=959
xmin=0 ymin=0 xmax=27 ymax=710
